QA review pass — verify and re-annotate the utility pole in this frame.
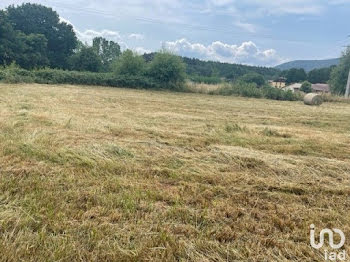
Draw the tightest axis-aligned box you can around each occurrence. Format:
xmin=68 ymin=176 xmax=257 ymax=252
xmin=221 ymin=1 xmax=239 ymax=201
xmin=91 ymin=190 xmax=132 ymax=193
xmin=346 ymin=69 xmax=350 ymax=98
xmin=344 ymin=36 xmax=350 ymax=98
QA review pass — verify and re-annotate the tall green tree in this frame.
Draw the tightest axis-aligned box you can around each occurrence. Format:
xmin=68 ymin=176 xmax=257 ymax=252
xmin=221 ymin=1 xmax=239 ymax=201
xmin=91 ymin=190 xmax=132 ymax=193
xmin=7 ymin=3 xmax=77 ymax=68
xmin=308 ymin=67 xmax=333 ymax=84
xmin=282 ymin=68 xmax=307 ymax=84
xmin=92 ymin=37 xmax=121 ymax=71
xmin=330 ymin=47 xmax=350 ymax=95
xmin=0 ymin=10 xmax=18 ymax=66
xmin=69 ymin=47 xmax=102 ymax=72
xmin=300 ymin=81 xmax=312 ymax=93
xmin=15 ymin=33 xmax=49 ymax=69
xmin=0 ymin=10 xmax=48 ymax=69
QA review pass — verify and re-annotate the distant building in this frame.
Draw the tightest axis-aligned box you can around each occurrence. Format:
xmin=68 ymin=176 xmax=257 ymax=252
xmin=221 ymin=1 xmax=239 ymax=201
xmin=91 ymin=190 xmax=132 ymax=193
xmin=283 ymin=83 xmax=302 ymax=93
xmin=269 ymin=77 xmax=287 ymax=89
xmin=282 ymin=83 xmax=331 ymax=93
xmin=311 ymin=84 xmax=330 ymax=93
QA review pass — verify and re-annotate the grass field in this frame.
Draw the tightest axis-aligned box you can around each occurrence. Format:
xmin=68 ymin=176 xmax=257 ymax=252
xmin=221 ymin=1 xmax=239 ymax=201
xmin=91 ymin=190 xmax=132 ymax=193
xmin=1 ymin=83 xmax=350 ymax=261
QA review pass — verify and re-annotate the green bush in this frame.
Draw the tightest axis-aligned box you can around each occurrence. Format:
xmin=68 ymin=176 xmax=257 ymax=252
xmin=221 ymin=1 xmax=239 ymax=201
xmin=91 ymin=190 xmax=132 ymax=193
xmin=300 ymin=81 xmax=312 ymax=93
xmin=34 ymin=69 xmax=158 ymax=89
xmin=0 ymin=65 xmax=34 ymax=83
xmin=104 ymin=75 xmax=158 ymax=89
xmin=212 ymin=81 xmax=298 ymax=101
xmin=0 ymin=66 xmax=299 ymax=101
xmin=33 ymin=69 xmax=105 ymax=85
xmin=213 ymin=81 xmax=262 ymax=98
xmin=147 ymin=51 xmax=186 ymax=90
xmin=112 ymin=50 xmax=146 ymax=76
xmin=239 ymin=73 xmax=265 ymax=87
xmin=262 ymin=85 xmax=298 ymax=101
xmin=0 ymin=67 xmax=159 ymax=89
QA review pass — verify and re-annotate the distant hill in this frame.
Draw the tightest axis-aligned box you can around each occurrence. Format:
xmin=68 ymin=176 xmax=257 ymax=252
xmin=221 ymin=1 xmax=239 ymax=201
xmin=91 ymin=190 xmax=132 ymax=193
xmin=144 ymin=53 xmax=280 ymax=80
xmin=275 ymin=58 xmax=340 ymax=72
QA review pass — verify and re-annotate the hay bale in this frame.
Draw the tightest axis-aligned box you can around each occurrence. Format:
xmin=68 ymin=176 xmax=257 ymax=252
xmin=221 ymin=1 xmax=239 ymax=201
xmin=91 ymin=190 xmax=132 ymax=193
xmin=304 ymin=93 xmax=323 ymax=106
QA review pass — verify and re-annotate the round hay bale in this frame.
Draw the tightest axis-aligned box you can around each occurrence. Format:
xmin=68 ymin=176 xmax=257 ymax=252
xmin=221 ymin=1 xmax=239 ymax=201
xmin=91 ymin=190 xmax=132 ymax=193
xmin=304 ymin=93 xmax=323 ymax=106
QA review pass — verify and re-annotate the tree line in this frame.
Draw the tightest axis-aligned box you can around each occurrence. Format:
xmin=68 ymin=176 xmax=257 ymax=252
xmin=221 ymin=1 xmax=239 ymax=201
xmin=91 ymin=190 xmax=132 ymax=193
xmin=0 ymin=3 xmax=123 ymax=72
xmin=0 ymin=4 xmax=279 ymax=79
xmin=0 ymin=4 xmax=76 ymax=69
xmin=0 ymin=3 xmax=187 ymax=89
xmin=278 ymin=67 xmax=334 ymax=85
xmin=277 ymin=48 xmax=350 ymax=95
xmin=144 ymin=53 xmax=279 ymax=82
xmin=1 ymin=3 xmax=349 ymax=95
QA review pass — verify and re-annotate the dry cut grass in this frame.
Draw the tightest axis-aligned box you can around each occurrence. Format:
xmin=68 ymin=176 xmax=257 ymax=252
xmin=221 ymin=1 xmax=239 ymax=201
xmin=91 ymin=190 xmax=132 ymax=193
xmin=185 ymin=81 xmax=223 ymax=94
xmin=0 ymin=83 xmax=350 ymax=261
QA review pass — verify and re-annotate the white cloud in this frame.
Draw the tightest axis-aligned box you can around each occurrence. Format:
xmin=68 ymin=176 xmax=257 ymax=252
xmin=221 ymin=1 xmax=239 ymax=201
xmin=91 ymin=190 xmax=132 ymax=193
xmin=59 ymin=17 xmax=73 ymax=25
xmin=128 ymin=33 xmax=145 ymax=40
xmin=234 ymin=21 xmax=257 ymax=33
xmin=60 ymin=16 xmax=122 ymax=45
xmin=60 ymin=16 xmax=142 ymax=50
xmin=209 ymin=0 xmax=235 ymax=7
xmin=205 ymin=0 xmax=326 ymax=16
xmin=74 ymin=28 xmax=151 ymax=54
xmin=134 ymin=47 xmax=152 ymax=54
xmin=328 ymin=0 xmax=350 ymax=4
xmin=59 ymin=14 xmax=285 ymax=66
xmin=77 ymin=29 xmax=122 ymax=45
xmin=164 ymin=38 xmax=284 ymax=66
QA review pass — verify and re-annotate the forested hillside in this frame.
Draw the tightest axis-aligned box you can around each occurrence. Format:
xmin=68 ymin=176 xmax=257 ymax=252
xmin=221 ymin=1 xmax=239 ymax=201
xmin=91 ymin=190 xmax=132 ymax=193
xmin=144 ymin=53 xmax=280 ymax=81
xmin=275 ymin=58 xmax=340 ymax=72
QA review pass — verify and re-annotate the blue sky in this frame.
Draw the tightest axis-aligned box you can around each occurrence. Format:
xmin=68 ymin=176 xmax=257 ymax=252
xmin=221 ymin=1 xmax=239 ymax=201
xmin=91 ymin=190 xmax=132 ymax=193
xmin=1 ymin=0 xmax=350 ymax=66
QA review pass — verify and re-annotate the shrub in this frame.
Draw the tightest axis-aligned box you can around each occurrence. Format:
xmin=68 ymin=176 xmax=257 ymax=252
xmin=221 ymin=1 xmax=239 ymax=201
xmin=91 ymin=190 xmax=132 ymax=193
xmin=239 ymin=73 xmax=265 ymax=87
xmin=284 ymin=90 xmax=299 ymax=101
xmin=300 ymin=81 xmax=312 ymax=93
xmin=0 ymin=67 xmax=159 ymax=89
xmin=33 ymin=69 xmax=159 ymax=89
xmin=213 ymin=81 xmax=298 ymax=101
xmin=213 ymin=81 xmax=263 ymax=98
xmin=262 ymin=86 xmax=298 ymax=101
xmin=104 ymin=75 xmax=158 ymax=89
xmin=262 ymin=86 xmax=281 ymax=100
xmin=147 ymin=51 xmax=186 ymax=90
xmin=34 ymin=69 xmax=106 ymax=86
xmin=0 ymin=66 xmax=299 ymax=101
xmin=112 ymin=50 xmax=146 ymax=76
xmin=0 ymin=64 xmax=34 ymax=83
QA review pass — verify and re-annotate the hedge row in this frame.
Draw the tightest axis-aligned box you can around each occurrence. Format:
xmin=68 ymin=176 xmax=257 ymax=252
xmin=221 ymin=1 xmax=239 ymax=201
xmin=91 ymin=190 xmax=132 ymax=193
xmin=0 ymin=67 xmax=301 ymax=101
xmin=0 ymin=67 xmax=160 ymax=89
xmin=210 ymin=81 xmax=301 ymax=101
